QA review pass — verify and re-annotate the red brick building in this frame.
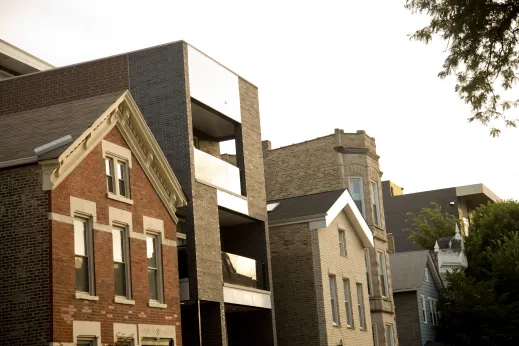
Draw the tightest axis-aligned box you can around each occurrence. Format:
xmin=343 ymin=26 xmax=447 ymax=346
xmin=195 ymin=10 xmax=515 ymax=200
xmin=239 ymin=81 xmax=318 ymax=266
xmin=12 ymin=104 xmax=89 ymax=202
xmin=0 ymin=91 xmax=187 ymax=345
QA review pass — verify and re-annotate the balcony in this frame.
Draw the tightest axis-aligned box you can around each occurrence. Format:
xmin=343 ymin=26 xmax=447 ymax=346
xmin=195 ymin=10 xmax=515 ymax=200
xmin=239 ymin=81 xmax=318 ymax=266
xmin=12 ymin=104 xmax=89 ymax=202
xmin=222 ymin=252 xmax=271 ymax=309
xmin=194 ymin=148 xmax=241 ymax=195
xmin=222 ymin=252 xmax=266 ymax=290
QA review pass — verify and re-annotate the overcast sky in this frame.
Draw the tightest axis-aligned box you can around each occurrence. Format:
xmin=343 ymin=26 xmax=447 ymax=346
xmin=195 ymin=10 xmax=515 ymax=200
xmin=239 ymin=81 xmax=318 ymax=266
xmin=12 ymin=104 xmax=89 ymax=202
xmin=1 ymin=0 xmax=518 ymax=199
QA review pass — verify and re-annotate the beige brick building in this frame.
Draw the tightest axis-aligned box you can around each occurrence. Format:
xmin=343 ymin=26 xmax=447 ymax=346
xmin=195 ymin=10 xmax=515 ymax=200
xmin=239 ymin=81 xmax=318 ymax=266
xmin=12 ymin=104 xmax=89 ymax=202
xmin=264 ymin=129 xmax=398 ymax=346
xmin=268 ymin=189 xmax=375 ymax=346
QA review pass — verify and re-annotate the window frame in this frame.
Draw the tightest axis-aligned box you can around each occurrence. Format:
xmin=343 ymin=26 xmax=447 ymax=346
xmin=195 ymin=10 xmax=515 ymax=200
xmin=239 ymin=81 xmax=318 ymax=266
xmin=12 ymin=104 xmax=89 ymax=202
xmin=329 ymin=275 xmax=340 ymax=325
xmin=385 ymin=324 xmax=395 ymax=346
xmin=378 ymin=251 xmax=389 ymax=297
xmin=76 ymin=337 xmax=97 ymax=346
xmin=74 ymin=216 xmax=95 ymax=296
xmin=112 ymin=224 xmax=132 ymax=300
xmin=338 ymin=229 xmax=347 ymax=257
xmin=356 ymin=282 xmax=366 ymax=330
xmin=343 ymin=279 xmax=354 ymax=328
xmin=348 ymin=177 xmax=365 ymax=217
xmin=102 ymin=140 xmax=133 ymax=204
xmin=371 ymin=181 xmax=381 ymax=226
xmin=425 ymin=267 xmax=429 ymax=282
xmin=372 ymin=324 xmax=379 ymax=346
xmin=420 ymin=295 xmax=428 ymax=324
xmin=147 ymin=231 xmax=165 ymax=304
xmin=364 ymin=249 xmax=373 ymax=297
xmin=429 ymin=298 xmax=439 ymax=326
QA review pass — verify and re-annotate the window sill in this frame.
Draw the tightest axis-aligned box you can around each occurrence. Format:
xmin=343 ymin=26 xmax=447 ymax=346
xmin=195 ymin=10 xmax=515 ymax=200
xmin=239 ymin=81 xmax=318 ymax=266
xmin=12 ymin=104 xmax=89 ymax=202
xmin=75 ymin=292 xmax=99 ymax=301
xmin=347 ymin=325 xmax=355 ymax=330
xmin=332 ymin=323 xmax=341 ymax=328
xmin=360 ymin=328 xmax=367 ymax=331
xmin=107 ymin=192 xmax=133 ymax=205
xmin=115 ymin=296 xmax=135 ymax=305
xmin=148 ymin=300 xmax=167 ymax=309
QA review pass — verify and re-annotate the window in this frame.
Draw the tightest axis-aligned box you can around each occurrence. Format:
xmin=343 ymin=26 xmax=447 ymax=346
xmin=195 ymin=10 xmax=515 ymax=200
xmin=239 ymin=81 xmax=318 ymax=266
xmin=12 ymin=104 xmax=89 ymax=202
xmin=357 ymin=282 xmax=366 ymax=329
xmin=364 ymin=249 xmax=373 ymax=296
xmin=193 ymin=135 xmax=200 ymax=149
xmin=349 ymin=177 xmax=365 ymax=216
xmin=329 ymin=275 xmax=340 ymax=325
xmin=113 ymin=226 xmax=131 ymax=298
xmin=372 ymin=324 xmax=379 ymax=346
xmin=105 ymin=157 xmax=130 ymax=198
xmin=429 ymin=298 xmax=439 ymax=326
xmin=77 ymin=337 xmax=97 ymax=346
xmin=371 ymin=181 xmax=381 ymax=226
xmin=425 ymin=267 xmax=429 ymax=282
xmin=386 ymin=324 xmax=395 ymax=346
xmin=147 ymin=233 xmax=164 ymax=302
xmin=420 ymin=295 xmax=428 ymax=323
xmin=378 ymin=251 xmax=389 ymax=297
xmin=343 ymin=279 xmax=354 ymax=327
xmin=74 ymin=218 xmax=95 ymax=295
xmin=338 ymin=230 xmax=347 ymax=256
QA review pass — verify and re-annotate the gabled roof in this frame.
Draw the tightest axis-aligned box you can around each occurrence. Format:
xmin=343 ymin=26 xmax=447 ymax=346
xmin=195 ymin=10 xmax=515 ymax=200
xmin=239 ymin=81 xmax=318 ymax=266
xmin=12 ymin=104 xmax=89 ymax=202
xmin=389 ymin=250 xmax=443 ymax=292
xmin=0 ymin=92 xmax=123 ymax=166
xmin=268 ymin=189 xmax=346 ymax=222
xmin=0 ymin=90 xmax=187 ymax=221
xmin=268 ymin=189 xmax=374 ymax=247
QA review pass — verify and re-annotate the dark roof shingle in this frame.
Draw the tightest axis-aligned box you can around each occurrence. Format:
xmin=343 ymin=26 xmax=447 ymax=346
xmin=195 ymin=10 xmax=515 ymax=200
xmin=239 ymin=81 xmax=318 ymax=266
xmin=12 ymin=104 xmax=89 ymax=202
xmin=389 ymin=250 xmax=429 ymax=291
xmin=0 ymin=91 xmax=125 ymax=164
xmin=267 ymin=189 xmax=346 ymax=222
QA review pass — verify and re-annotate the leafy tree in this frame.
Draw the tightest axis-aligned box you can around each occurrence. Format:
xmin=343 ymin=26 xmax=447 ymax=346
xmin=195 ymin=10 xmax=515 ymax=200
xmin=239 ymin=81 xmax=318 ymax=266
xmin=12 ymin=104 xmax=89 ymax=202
xmin=465 ymin=200 xmax=519 ymax=278
xmin=436 ymin=201 xmax=519 ymax=346
xmin=405 ymin=0 xmax=519 ymax=136
xmin=403 ymin=202 xmax=459 ymax=250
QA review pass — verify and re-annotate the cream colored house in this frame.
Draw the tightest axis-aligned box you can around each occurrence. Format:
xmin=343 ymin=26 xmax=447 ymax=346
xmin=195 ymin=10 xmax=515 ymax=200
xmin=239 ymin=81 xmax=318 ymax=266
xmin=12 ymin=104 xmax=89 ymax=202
xmin=268 ymin=189 xmax=377 ymax=346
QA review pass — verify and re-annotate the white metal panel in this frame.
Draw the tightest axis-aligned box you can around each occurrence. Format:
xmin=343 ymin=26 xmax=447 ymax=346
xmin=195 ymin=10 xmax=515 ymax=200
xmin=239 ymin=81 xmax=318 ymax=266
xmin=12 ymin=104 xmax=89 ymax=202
xmin=187 ymin=45 xmax=241 ymax=122
xmin=223 ymin=285 xmax=271 ymax=309
xmin=194 ymin=148 xmax=241 ymax=195
xmin=217 ymin=190 xmax=249 ymax=216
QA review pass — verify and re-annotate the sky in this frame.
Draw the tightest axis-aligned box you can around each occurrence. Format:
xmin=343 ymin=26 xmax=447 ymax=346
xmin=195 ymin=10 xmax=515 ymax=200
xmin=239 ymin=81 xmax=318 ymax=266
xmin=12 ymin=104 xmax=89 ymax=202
xmin=1 ymin=0 xmax=518 ymax=199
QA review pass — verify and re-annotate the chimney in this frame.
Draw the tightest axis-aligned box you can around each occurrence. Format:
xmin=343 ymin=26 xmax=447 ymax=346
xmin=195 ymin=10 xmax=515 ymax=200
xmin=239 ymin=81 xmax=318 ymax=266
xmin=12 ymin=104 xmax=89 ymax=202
xmin=262 ymin=140 xmax=271 ymax=153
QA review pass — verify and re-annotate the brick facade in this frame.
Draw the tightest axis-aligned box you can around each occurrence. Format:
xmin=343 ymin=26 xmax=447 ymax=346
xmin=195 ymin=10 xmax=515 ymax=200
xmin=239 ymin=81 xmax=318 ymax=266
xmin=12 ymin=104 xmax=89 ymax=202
xmin=0 ymin=164 xmax=51 ymax=345
xmin=264 ymin=129 xmax=398 ymax=346
xmin=50 ymin=127 xmax=182 ymax=344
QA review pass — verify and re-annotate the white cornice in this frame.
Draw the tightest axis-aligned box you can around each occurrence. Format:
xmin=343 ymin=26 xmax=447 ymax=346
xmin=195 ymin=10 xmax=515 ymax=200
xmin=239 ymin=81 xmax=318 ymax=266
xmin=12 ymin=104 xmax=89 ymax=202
xmin=40 ymin=91 xmax=187 ymax=221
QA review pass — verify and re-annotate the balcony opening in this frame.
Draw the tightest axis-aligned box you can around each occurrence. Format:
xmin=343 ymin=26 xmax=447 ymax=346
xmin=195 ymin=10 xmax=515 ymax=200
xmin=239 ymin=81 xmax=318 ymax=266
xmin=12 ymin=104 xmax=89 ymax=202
xmin=225 ymin=304 xmax=275 ymax=346
xmin=219 ymin=214 xmax=269 ymax=291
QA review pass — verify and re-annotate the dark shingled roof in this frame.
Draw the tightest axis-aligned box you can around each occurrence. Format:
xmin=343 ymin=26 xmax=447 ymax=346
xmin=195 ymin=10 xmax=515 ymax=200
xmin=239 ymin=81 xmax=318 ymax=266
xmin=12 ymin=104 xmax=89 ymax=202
xmin=268 ymin=189 xmax=346 ymax=222
xmin=389 ymin=250 xmax=429 ymax=292
xmin=0 ymin=91 xmax=125 ymax=164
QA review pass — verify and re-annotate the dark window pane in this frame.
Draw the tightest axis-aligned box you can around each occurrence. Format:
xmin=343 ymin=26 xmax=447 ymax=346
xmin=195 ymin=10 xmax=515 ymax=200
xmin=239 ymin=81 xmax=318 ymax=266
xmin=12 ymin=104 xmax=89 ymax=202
xmin=119 ymin=179 xmax=126 ymax=196
xmin=148 ymin=269 xmax=157 ymax=300
xmin=107 ymin=176 xmax=114 ymax=193
xmin=114 ymin=262 xmax=126 ymax=296
xmin=106 ymin=158 xmax=114 ymax=193
xmin=75 ymin=256 xmax=89 ymax=292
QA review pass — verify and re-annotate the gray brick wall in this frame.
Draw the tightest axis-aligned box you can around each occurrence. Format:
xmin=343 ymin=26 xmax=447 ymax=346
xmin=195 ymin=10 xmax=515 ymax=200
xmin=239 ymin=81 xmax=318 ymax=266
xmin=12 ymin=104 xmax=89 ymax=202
xmin=393 ymin=292 xmax=421 ymax=346
xmin=270 ymin=223 xmax=324 ymax=345
xmin=0 ymin=164 xmax=50 ymax=345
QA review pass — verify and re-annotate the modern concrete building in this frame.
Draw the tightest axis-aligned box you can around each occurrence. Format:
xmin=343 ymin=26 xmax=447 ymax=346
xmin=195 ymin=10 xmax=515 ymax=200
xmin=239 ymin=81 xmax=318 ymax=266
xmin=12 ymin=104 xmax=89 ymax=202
xmin=263 ymin=129 xmax=398 ymax=346
xmin=389 ymin=251 xmax=443 ymax=346
xmin=0 ymin=40 xmax=276 ymax=345
xmin=0 ymin=91 xmax=187 ymax=345
xmin=267 ymin=189 xmax=376 ymax=346
xmin=0 ymin=39 xmax=54 ymax=79
xmin=382 ymin=181 xmax=499 ymax=253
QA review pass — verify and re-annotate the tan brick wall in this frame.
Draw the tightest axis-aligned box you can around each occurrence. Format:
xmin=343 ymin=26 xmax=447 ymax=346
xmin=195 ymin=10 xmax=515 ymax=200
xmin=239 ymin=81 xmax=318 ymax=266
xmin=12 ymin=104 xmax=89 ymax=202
xmin=264 ymin=134 xmax=343 ymax=201
xmin=319 ymin=211 xmax=373 ymax=346
xmin=50 ymin=127 xmax=181 ymax=345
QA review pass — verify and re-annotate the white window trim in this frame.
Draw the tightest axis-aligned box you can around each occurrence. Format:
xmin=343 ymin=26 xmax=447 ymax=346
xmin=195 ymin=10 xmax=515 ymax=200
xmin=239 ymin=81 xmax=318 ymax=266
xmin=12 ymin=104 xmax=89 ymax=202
xmin=338 ymin=229 xmax=347 ymax=257
xmin=378 ymin=251 xmax=389 ymax=297
xmin=74 ymin=321 xmax=101 ymax=345
xmin=329 ymin=275 xmax=340 ymax=325
xmin=112 ymin=223 xmax=133 ymax=301
xmin=425 ymin=267 xmax=429 ymax=282
xmin=348 ymin=176 xmax=366 ymax=217
xmin=385 ymin=324 xmax=395 ymax=346
xmin=421 ymin=295 xmax=428 ymax=324
xmin=356 ymin=282 xmax=367 ymax=330
xmin=74 ymin=215 xmax=96 ymax=298
xmin=147 ymin=231 xmax=165 ymax=306
xmin=371 ymin=181 xmax=381 ymax=226
xmin=102 ymin=140 xmax=133 ymax=204
xmin=429 ymin=298 xmax=439 ymax=326
xmin=109 ymin=207 xmax=134 ymax=302
xmin=343 ymin=278 xmax=354 ymax=328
